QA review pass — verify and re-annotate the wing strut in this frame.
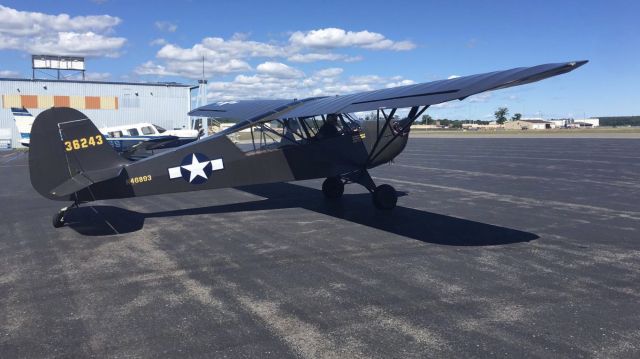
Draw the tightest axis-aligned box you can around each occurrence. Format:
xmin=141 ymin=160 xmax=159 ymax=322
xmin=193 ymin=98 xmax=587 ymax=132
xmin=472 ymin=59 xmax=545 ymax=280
xmin=366 ymin=105 xmax=429 ymax=166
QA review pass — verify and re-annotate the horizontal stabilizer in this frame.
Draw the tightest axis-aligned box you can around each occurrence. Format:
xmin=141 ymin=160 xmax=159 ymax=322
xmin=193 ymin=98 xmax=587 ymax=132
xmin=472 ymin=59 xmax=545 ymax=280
xmin=49 ymin=166 xmax=123 ymax=197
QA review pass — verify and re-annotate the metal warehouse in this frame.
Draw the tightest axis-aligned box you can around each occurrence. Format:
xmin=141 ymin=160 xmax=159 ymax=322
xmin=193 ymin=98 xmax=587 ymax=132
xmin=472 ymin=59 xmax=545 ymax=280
xmin=0 ymin=78 xmax=193 ymax=148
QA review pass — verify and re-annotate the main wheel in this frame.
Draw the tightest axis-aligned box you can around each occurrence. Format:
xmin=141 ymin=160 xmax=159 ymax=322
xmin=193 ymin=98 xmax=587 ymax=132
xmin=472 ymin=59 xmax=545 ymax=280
xmin=373 ymin=184 xmax=397 ymax=210
xmin=52 ymin=210 xmax=65 ymax=228
xmin=322 ymin=177 xmax=344 ymax=199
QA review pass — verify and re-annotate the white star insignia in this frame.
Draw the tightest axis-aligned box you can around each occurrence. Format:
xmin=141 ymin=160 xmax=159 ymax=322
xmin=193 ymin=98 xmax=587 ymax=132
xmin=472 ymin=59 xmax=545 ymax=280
xmin=167 ymin=155 xmax=224 ymax=182
xmin=181 ymin=154 xmax=209 ymax=182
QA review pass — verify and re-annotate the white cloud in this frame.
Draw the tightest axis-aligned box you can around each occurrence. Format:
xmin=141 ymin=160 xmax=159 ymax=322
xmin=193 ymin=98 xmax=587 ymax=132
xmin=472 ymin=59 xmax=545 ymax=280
xmin=137 ymin=28 xmax=416 ymax=80
xmin=287 ymin=52 xmax=362 ymax=63
xmin=0 ymin=69 xmax=20 ymax=78
xmin=256 ymin=61 xmax=304 ymax=78
xmin=135 ymin=58 xmax=251 ymax=79
xmin=0 ymin=5 xmax=125 ymax=57
xmin=155 ymin=21 xmax=177 ymax=33
xmin=385 ymin=79 xmax=416 ymax=88
xmin=447 ymin=75 xmax=461 ymax=79
xmin=468 ymin=92 xmax=491 ymax=103
xmin=205 ymin=71 xmax=414 ymax=101
xmin=23 ymin=32 xmax=126 ymax=57
xmin=314 ymin=67 xmax=343 ymax=78
xmin=150 ymin=38 xmax=167 ymax=46
xmin=289 ymin=28 xmax=415 ymax=51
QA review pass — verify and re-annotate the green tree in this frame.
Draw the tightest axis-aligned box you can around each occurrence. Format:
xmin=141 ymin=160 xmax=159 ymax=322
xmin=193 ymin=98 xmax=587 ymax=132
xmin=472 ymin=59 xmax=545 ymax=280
xmin=422 ymin=114 xmax=434 ymax=125
xmin=494 ymin=107 xmax=509 ymax=124
xmin=511 ymin=113 xmax=522 ymax=121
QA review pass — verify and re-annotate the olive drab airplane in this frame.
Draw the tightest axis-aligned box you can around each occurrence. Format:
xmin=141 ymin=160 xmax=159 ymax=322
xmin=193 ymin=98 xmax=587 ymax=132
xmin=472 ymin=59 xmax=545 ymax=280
xmin=27 ymin=61 xmax=587 ymax=227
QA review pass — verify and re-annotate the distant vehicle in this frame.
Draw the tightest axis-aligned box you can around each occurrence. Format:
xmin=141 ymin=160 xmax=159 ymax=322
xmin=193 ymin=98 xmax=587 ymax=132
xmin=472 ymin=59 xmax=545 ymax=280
xmin=24 ymin=60 xmax=587 ymax=227
xmin=11 ymin=108 xmax=200 ymax=154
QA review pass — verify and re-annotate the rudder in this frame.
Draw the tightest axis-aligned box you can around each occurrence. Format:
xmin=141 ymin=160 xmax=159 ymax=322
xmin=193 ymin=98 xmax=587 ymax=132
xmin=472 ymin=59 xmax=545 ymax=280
xmin=29 ymin=107 xmax=127 ymax=200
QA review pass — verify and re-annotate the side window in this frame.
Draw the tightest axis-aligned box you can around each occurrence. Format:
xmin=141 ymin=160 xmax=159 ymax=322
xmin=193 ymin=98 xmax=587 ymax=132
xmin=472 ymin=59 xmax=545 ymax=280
xmin=109 ymin=131 xmax=123 ymax=138
xmin=128 ymin=128 xmax=139 ymax=136
xmin=141 ymin=126 xmax=155 ymax=135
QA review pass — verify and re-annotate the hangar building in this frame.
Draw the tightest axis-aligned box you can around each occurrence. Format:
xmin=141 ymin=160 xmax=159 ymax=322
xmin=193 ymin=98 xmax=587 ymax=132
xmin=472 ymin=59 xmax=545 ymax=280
xmin=504 ymin=119 xmax=555 ymax=130
xmin=0 ymin=77 xmax=194 ymax=148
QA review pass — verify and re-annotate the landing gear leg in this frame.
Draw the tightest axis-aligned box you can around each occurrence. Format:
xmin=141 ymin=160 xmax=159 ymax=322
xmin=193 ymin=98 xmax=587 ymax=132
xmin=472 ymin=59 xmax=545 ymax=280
xmin=322 ymin=177 xmax=344 ymax=199
xmin=345 ymin=170 xmax=398 ymax=210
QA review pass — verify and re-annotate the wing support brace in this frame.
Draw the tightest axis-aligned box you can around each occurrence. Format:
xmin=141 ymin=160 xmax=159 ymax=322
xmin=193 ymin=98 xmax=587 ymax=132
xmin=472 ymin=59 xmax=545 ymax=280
xmin=365 ymin=105 xmax=429 ymax=166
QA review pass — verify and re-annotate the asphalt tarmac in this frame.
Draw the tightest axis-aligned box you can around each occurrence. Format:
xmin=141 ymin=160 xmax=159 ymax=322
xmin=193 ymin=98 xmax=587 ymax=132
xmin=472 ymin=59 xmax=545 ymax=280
xmin=1 ymin=138 xmax=639 ymax=358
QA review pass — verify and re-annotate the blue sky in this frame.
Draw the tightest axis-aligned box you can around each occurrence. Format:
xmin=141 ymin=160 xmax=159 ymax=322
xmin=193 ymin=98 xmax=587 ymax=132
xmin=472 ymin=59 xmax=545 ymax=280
xmin=1 ymin=0 xmax=638 ymax=119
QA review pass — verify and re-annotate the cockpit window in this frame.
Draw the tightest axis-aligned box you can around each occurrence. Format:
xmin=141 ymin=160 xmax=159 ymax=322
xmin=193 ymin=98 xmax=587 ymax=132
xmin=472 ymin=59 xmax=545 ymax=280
xmin=155 ymin=125 xmax=167 ymax=133
xmin=141 ymin=126 xmax=155 ymax=135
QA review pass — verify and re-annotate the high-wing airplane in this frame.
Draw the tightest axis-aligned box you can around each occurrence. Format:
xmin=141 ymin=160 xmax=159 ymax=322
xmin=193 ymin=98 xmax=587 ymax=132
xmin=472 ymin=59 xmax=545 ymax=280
xmin=26 ymin=61 xmax=587 ymax=227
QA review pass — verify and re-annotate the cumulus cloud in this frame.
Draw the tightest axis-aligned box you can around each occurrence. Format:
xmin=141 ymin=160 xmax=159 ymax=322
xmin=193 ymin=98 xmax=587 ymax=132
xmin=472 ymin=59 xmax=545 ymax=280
xmin=314 ymin=67 xmax=343 ymax=78
xmin=287 ymin=52 xmax=362 ymax=63
xmin=135 ymin=58 xmax=251 ymax=79
xmin=0 ymin=5 xmax=125 ymax=57
xmin=256 ymin=61 xmax=304 ymax=78
xmin=137 ymin=27 xmax=416 ymax=79
xmin=150 ymin=38 xmax=167 ymax=46
xmin=468 ymin=92 xmax=492 ymax=103
xmin=289 ymin=28 xmax=415 ymax=51
xmin=155 ymin=21 xmax=177 ymax=33
xmin=205 ymin=70 xmax=414 ymax=101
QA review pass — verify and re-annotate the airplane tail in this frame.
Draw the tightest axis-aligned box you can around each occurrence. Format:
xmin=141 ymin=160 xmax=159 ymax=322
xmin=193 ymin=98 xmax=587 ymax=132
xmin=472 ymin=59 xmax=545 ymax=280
xmin=11 ymin=107 xmax=34 ymax=146
xmin=29 ymin=107 xmax=127 ymax=201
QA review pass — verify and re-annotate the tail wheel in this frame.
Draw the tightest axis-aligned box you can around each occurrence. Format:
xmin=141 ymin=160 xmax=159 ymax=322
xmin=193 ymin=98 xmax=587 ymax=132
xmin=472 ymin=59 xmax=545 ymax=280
xmin=373 ymin=184 xmax=397 ymax=210
xmin=322 ymin=177 xmax=344 ymax=199
xmin=52 ymin=208 xmax=66 ymax=228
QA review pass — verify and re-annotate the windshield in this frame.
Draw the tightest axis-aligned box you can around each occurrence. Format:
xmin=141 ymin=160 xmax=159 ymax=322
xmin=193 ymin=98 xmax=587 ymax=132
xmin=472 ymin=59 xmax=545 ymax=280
xmin=154 ymin=125 xmax=167 ymax=133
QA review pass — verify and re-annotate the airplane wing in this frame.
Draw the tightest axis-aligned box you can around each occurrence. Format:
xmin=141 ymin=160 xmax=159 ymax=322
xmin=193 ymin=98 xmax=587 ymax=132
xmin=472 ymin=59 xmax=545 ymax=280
xmin=189 ymin=60 xmax=587 ymax=124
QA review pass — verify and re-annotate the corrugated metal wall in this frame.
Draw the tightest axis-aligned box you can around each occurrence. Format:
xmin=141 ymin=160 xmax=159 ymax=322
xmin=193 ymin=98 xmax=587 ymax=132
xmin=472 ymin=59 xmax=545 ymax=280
xmin=0 ymin=79 xmax=192 ymax=148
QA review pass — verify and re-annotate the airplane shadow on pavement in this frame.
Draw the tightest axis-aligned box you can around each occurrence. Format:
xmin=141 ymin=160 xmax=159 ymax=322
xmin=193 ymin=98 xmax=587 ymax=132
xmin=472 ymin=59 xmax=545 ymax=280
xmin=64 ymin=182 xmax=539 ymax=246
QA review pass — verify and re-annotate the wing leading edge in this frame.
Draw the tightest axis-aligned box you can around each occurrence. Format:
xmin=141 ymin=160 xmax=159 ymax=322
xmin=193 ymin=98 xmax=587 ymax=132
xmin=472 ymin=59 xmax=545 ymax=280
xmin=189 ymin=60 xmax=587 ymax=123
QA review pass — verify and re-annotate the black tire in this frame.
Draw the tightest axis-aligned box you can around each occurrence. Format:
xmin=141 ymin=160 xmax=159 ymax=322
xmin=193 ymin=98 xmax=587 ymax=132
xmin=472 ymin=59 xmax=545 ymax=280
xmin=373 ymin=184 xmax=397 ymax=210
xmin=322 ymin=177 xmax=344 ymax=199
xmin=52 ymin=210 xmax=65 ymax=228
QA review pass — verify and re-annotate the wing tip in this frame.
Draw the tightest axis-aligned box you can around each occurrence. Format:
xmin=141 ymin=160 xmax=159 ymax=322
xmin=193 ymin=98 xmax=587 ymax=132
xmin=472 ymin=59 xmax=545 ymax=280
xmin=569 ymin=60 xmax=589 ymax=68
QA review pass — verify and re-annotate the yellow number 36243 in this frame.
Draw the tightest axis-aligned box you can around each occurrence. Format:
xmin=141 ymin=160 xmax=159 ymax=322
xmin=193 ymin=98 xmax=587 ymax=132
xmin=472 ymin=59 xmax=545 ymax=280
xmin=64 ymin=135 xmax=104 ymax=152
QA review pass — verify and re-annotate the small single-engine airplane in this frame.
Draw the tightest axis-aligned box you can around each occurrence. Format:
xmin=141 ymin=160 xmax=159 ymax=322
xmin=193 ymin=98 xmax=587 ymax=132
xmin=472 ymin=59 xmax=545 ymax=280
xmin=27 ymin=61 xmax=587 ymax=227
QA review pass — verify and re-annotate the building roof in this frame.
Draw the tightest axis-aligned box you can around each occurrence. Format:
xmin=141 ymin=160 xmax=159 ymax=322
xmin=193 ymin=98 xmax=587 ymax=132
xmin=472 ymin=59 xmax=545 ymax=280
xmin=0 ymin=77 xmax=192 ymax=88
xmin=521 ymin=119 xmax=551 ymax=123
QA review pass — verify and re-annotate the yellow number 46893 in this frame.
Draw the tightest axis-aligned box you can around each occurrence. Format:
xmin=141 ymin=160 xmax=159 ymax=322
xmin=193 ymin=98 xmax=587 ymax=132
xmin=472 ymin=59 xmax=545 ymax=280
xmin=64 ymin=135 xmax=104 ymax=152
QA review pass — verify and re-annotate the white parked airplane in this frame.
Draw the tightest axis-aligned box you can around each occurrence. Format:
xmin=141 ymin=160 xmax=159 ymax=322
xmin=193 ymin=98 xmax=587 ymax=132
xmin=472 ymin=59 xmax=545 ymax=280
xmin=11 ymin=107 xmax=200 ymax=153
